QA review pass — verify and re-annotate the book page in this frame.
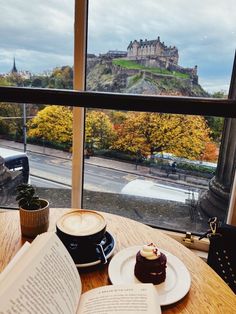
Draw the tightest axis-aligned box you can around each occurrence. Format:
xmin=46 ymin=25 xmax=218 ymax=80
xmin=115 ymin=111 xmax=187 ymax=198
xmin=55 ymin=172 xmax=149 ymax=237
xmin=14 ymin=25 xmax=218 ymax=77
xmin=77 ymin=283 xmax=161 ymax=314
xmin=0 ymin=232 xmax=82 ymax=314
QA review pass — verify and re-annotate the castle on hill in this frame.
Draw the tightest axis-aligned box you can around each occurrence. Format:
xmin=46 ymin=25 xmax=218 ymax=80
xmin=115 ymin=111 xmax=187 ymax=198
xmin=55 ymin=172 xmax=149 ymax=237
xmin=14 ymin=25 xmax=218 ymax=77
xmin=127 ymin=36 xmax=197 ymax=82
xmin=98 ymin=36 xmax=198 ymax=83
xmin=127 ymin=36 xmax=179 ymax=66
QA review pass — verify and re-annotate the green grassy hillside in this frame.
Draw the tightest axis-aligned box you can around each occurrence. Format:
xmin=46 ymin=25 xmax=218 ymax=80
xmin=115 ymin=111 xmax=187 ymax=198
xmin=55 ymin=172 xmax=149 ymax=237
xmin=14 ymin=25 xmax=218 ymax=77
xmin=112 ymin=59 xmax=190 ymax=79
xmin=86 ymin=57 xmax=209 ymax=97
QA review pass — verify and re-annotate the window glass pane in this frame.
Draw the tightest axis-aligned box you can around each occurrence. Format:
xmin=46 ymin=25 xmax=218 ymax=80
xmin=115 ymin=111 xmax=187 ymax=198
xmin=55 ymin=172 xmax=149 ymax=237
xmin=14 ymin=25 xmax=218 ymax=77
xmin=0 ymin=103 xmax=72 ymax=209
xmin=0 ymin=0 xmax=74 ymax=88
xmin=82 ymin=108 xmax=225 ymax=233
xmin=85 ymin=0 xmax=234 ymax=233
xmin=0 ymin=1 xmax=74 ymax=208
xmin=88 ymin=0 xmax=235 ymax=96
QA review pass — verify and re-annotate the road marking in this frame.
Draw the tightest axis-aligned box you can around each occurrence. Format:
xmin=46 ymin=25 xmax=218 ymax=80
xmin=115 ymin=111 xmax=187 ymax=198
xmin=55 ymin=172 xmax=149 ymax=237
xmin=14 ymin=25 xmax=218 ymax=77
xmin=121 ymin=179 xmax=199 ymax=203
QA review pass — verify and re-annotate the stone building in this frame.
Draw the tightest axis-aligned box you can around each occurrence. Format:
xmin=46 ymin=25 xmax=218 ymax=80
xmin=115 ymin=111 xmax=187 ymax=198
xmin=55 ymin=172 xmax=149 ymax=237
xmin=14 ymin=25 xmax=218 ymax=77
xmin=106 ymin=50 xmax=127 ymax=58
xmin=100 ymin=50 xmax=127 ymax=59
xmin=127 ymin=36 xmax=179 ymax=67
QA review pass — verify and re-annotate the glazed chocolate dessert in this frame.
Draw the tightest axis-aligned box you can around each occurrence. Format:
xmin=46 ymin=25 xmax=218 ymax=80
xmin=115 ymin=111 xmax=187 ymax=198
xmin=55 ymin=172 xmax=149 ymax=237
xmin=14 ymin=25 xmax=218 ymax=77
xmin=134 ymin=243 xmax=167 ymax=285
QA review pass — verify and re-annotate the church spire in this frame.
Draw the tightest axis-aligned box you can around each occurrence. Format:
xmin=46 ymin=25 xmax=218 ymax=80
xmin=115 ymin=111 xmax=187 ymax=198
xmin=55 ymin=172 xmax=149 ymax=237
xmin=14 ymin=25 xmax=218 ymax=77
xmin=11 ymin=57 xmax=18 ymax=73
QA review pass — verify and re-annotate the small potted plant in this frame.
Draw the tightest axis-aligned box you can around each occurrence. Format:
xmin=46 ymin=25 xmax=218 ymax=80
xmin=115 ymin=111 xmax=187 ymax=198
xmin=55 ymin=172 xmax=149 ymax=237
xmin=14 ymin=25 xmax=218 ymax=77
xmin=16 ymin=183 xmax=49 ymax=238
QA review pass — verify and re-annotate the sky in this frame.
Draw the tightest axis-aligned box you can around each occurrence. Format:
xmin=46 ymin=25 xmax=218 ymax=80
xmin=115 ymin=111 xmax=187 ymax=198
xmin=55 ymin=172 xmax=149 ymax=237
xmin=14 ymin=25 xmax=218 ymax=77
xmin=0 ymin=0 xmax=235 ymax=93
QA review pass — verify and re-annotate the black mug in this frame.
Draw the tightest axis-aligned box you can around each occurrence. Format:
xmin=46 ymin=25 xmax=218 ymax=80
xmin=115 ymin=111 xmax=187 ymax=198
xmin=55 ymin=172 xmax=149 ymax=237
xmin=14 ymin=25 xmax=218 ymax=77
xmin=56 ymin=210 xmax=107 ymax=264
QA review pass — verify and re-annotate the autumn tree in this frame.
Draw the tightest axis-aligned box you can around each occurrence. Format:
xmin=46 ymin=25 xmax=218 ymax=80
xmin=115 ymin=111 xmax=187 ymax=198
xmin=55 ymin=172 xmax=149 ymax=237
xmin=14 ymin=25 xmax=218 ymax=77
xmin=28 ymin=105 xmax=73 ymax=147
xmin=108 ymin=110 xmax=127 ymax=129
xmin=205 ymin=91 xmax=225 ymax=142
xmin=0 ymin=103 xmax=24 ymax=140
xmin=205 ymin=116 xmax=224 ymax=142
xmin=201 ymin=142 xmax=218 ymax=162
xmin=85 ymin=111 xmax=115 ymax=149
xmin=0 ymin=74 xmax=39 ymax=140
xmin=6 ymin=73 xmax=25 ymax=87
xmin=112 ymin=112 xmax=211 ymax=159
xmin=0 ymin=77 xmax=11 ymax=86
xmin=48 ymin=66 xmax=73 ymax=89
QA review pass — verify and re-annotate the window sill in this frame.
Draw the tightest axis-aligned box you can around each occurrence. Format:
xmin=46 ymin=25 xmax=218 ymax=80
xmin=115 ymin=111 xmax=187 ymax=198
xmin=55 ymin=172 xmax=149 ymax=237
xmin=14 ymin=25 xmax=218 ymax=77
xmin=163 ymin=229 xmax=209 ymax=252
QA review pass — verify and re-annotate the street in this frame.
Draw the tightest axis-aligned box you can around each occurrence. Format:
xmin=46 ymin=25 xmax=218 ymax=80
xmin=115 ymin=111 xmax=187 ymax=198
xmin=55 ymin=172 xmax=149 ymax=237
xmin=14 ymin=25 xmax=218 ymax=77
xmin=29 ymin=152 xmax=131 ymax=192
xmin=29 ymin=152 xmax=198 ymax=203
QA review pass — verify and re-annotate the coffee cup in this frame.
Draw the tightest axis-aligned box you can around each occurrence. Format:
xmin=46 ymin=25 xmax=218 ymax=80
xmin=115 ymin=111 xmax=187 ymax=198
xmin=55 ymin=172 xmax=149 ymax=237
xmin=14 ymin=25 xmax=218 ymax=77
xmin=56 ymin=210 xmax=107 ymax=264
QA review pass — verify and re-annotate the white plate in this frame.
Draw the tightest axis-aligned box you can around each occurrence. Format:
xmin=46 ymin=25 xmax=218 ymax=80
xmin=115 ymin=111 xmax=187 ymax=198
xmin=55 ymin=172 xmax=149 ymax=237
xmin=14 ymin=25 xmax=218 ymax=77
xmin=108 ymin=246 xmax=191 ymax=306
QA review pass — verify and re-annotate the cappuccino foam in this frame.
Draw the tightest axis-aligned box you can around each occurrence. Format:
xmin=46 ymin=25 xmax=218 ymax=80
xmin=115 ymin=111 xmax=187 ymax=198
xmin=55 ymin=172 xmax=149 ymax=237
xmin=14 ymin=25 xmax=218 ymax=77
xmin=57 ymin=210 xmax=106 ymax=236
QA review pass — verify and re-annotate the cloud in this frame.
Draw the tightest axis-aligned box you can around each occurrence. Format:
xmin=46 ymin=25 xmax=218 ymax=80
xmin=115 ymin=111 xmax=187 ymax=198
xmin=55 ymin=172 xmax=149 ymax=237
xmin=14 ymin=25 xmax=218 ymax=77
xmin=0 ymin=0 xmax=74 ymax=73
xmin=0 ymin=0 xmax=235 ymax=92
xmin=0 ymin=48 xmax=73 ymax=74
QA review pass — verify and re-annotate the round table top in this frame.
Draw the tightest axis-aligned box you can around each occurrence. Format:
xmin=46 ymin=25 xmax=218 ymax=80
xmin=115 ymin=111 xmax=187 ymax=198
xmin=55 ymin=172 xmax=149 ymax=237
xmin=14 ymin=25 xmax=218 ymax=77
xmin=0 ymin=208 xmax=235 ymax=313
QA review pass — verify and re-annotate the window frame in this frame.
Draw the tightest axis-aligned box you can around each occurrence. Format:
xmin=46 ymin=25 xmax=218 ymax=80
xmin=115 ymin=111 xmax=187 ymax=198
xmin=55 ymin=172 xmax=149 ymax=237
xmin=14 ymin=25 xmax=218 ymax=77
xmin=0 ymin=0 xmax=236 ymax=250
xmin=0 ymin=86 xmax=236 ymax=117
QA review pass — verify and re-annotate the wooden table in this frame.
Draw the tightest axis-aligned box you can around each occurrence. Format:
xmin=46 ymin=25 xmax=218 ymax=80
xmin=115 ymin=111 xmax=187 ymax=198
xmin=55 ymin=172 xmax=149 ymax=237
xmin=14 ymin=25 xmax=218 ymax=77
xmin=0 ymin=208 xmax=235 ymax=313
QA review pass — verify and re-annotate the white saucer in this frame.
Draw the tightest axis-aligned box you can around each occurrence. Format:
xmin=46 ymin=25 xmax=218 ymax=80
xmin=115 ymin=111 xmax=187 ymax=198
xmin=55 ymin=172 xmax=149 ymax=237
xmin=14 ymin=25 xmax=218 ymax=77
xmin=75 ymin=232 xmax=116 ymax=268
xmin=108 ymin=246 xmax=191 ymax=306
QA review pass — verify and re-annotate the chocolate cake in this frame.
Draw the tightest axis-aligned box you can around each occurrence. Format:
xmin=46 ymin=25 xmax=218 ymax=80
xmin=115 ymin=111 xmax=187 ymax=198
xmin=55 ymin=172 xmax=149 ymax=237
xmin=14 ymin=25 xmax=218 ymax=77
xmin=134 ymin=243 xmax=167 ymax=285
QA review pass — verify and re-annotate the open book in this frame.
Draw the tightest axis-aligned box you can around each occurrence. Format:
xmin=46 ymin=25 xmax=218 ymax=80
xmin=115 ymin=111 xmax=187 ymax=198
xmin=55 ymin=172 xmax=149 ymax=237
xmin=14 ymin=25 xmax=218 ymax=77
xmin=0 ymin=232 xmax=161 ymax=314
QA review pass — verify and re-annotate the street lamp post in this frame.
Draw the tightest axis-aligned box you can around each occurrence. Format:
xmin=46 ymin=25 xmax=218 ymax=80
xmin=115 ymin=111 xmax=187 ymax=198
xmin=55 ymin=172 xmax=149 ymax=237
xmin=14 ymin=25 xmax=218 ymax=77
xmin=21 ymin=80 xmax=29 ymax=153
xmin=22 ymin=103 xmax=27 ymax=153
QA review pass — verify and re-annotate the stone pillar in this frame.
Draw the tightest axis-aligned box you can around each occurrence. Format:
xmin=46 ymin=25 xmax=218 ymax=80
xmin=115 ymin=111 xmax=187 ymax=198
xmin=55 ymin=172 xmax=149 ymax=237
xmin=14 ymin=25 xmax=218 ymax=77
xmin=200 ymin=118 xmax=236 ymax=220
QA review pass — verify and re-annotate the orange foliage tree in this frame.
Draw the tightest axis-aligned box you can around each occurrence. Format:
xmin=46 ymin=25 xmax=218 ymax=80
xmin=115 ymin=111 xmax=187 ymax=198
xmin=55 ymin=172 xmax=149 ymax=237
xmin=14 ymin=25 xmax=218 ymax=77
xmin=202 ymin=142 xmax=218 ymax=162
xmin=112 ymin=112 xmax=211 ymax=159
